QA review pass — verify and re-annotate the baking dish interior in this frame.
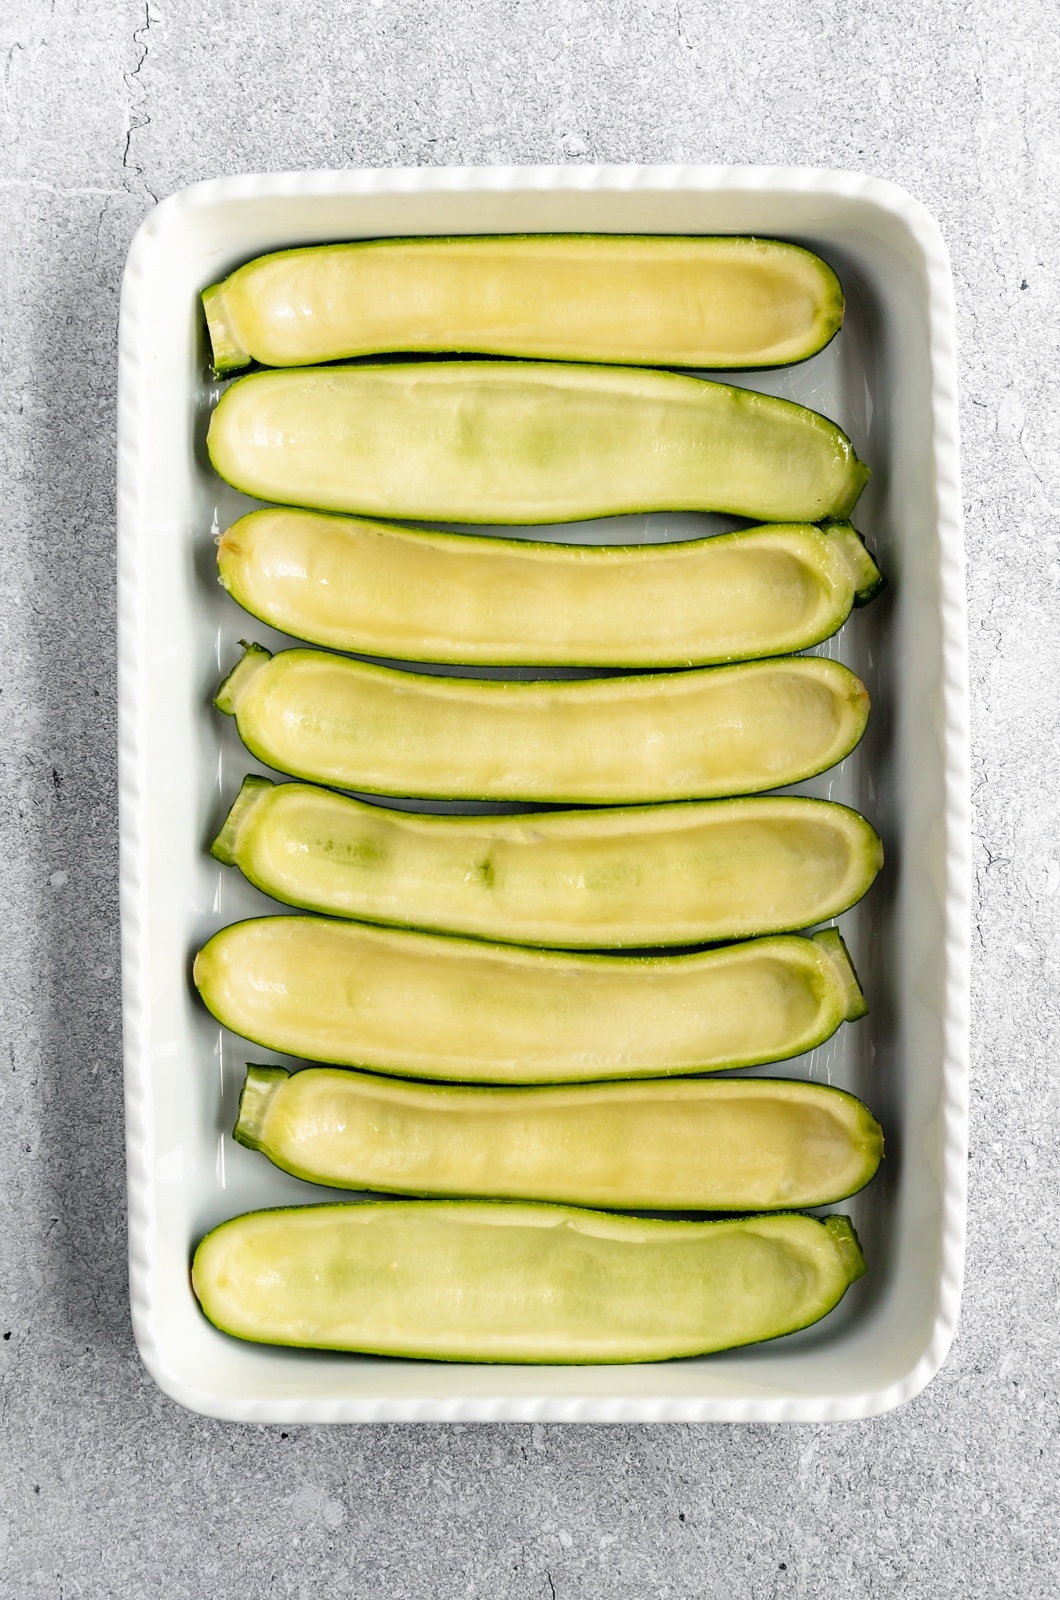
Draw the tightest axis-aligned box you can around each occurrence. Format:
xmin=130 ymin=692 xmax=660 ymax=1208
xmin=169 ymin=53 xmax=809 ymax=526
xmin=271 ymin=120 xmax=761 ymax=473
xmin=119 ymin=170 xmax=961 ymax=1420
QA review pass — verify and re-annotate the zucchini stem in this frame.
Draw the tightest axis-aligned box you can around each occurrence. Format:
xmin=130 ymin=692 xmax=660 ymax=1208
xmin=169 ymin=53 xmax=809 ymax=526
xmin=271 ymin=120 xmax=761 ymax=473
xmin=233 ymin=1065 xmax=290 ymax=1151
xmin=812 ymin=928 xmax=869 ymax=1021
xmin=202 ymin=281 xmax=251 ymax=374
xmin=822 ymin=520 xmax=886 ymax=606
xmin=824 ymin=1215 xmax=867 ymax=1283
xmin=215 ymin=642 xmax=272 ymax=716
xmin=211 ymin=774 xmax=274 ymax=865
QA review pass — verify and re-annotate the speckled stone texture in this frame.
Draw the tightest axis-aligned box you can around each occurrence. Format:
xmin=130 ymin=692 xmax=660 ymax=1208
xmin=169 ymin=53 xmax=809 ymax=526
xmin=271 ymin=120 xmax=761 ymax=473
xmin=1 ymin=1 xmax=1058 ymax=1595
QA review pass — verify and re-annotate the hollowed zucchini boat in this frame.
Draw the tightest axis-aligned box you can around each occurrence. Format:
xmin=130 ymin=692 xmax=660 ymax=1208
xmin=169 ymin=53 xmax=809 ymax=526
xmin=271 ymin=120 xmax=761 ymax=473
xmin=217 ymin=509 xmax=884 ymax=668
xmin=202 ymin=234 xmax=845 ymax=373
xmin=206 ymin=360 xmax=869 ymax=526
xmin=236 ymin=1065 xmax=884 ymax=1211
xmin=191 ymin=1202 xmax=867 ymax=1363
xmin=193 ymin=918 xmax=867 ymax=1084
xmin=213 ymin=779 xmax=883 ymax=948
xmin=215 ymin=645 xmax=870 ymax=804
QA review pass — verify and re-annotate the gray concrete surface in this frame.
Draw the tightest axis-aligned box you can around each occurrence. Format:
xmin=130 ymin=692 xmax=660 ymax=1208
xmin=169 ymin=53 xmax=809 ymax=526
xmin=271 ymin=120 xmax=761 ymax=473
xmin=1 ymin=1 xmax=1058 ymax=1595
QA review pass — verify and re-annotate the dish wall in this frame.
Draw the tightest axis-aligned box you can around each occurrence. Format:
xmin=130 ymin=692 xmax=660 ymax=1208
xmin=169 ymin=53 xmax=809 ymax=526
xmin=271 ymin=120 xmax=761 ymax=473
xmin=117 ymin=166 xmax=968 ymax=1421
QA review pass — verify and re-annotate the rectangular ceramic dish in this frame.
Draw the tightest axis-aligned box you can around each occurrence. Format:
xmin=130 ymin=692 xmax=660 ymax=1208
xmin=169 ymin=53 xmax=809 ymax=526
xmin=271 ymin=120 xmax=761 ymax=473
xmin=117 ymin=165 xmax=969 ymax=1422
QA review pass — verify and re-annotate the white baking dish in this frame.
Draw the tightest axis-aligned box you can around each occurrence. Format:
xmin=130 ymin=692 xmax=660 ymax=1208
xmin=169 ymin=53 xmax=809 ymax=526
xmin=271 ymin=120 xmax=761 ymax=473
xmin=117 ymin=165 xmax=969 ymax=1423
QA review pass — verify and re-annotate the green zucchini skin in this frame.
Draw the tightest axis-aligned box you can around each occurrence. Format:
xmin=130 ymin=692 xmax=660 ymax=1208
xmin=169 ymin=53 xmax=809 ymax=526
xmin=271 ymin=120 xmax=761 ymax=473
xmin=190 ymin=1202 xmax=866 ymax=1363
xmin=235 ymin=1065 xmax=884 ymax=1211
xmin=202 ymin=234 xmax=844 ymax=374
xmin=192 ymin=918 xmax=868 ymax=1084
xmin=206 ymin=361 xmax=869 ymax=526
xmin=214 ymin=644 xmax=870 ymax=805
xmin=213 ymin=778 xmax=883 ymax=949
xmin=217 ymin=510 xmax=884 ymax=668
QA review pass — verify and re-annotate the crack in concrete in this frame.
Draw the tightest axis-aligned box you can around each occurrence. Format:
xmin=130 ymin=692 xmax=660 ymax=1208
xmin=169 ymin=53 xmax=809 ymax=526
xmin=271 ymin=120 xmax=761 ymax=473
xmin=121 ymin=0 xmax=157 ymax=204
xmin=1017 ymin=427 xmax=1045 ymax=488
xmin=2 ymin=40 xmax=25 ymax=116
xmin=675 ymin=0 xmax=695 ymax=54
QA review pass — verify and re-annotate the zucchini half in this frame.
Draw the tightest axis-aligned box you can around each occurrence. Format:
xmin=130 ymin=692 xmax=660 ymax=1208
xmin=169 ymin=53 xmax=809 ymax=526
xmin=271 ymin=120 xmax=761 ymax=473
xmin=236 ymin=1065 xmax=884 ymax=1211
xmin=202 ymin=234 xmax=844 ymax=373
xmin=206 ymin=361 xmax=869 ymax=526
xmin=191 ymin=1202 xmax=867 ymax=1363
xmin=215 ymin=645 xmax=870 ymax=804
xmin=213 ymin=779 xmax=883 ymax=949
xmin=217 ymin=509 xmax=885 ymax=668
xmin=193 ymin=918 xmax=868 ymax=1084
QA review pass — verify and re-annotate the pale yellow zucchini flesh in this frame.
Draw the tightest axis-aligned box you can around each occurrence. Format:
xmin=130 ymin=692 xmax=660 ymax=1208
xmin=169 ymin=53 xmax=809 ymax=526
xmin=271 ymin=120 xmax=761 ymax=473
xmin=236 ymin=1066 xmax=884 ymax=1211
xmin=206 ymin=361 xmax=869 ymax=526
xmin=213 ymin=779 xmax=883 ymax=948
xmin=193 ymin=919 xmax=867 ymax=1084
xmin=215 ymin=645 xmax=870 ymax=804
xmin=191 ymin=1202 xmax=867 ymax=1362
xmin=202 ymin=234 xmax=845 ymax=373
xmin=217 ymin=509 xmax=884 ymax=668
